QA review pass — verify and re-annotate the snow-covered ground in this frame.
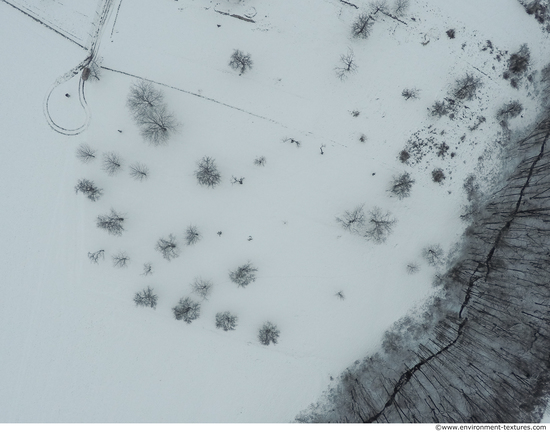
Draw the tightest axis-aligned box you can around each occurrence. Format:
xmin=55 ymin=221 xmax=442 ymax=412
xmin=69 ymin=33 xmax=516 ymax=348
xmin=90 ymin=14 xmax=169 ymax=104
xmin=1 ymin=0 xmax=549 ymax=422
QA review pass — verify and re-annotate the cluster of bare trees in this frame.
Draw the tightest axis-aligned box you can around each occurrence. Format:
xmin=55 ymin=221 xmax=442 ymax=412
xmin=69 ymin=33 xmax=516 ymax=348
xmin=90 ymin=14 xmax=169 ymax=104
xmin=127 ymin=80 xmax=178 ymax=145
xmin=296 ymin=116 xmax=550 ymax=423
xmin=337 ymin=205 xmax=397 ymax=243
xmin=350 ymin=0 xmax=409 ymax=40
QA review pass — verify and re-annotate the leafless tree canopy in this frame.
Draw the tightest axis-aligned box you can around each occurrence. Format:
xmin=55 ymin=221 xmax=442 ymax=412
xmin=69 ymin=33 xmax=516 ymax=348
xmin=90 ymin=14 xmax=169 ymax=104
xmin=336 ymin=205 xmax=366 ymax=234
xmin=112 ymin=251 xmax=130 ymax=268
xmin=195 ymin=156 xmax=222 ymax=188
xmin=185 ymin=225 xmax=201 ymax=246
xmin=335 ymin=50 xmax=358 ymax=80
xmin=192 ymin=278 xmax=213 ymax=300
xmin=173 ymin=297 xmax=201 ymax=324
xmin=97 ymin=208 xmax=125 ymax=236
xmin=88 ymin=249 xmax=105 ymax=264
xmin=508 ymin=44 xmax=530 ymax=74
xmin=155 ymin=234 xmax=180 ymax=261
xmin=497 ymin=101 xmax=523 ymax=122
xmin=406 ymin=262 xmax=419 ymax=274
xmin=229 ymin=262 xmax=258 ymax=287
xmin=129 ymin=163 xmax=149 ymax=181
xmin=216 ymin=311 xmax=238 ymax=331
xmin=75 ymin=179 xmax=103 ymax=202
xmin=351 ymin=13 xmax=376 ymax=39
xmin=138 ymin=105 xmax=177 ymax=146
xmin=364 ymin=207 xmax=396 ymax=243
xmin=127 ymin=80 xmax=164 ymax=117
xmin=393 ymin=0 xmax=409 ymax=16
xmin=432 ymin=168 xmax=445 ymax=183
xmin=422 ymin=244 xmax=444 ymax=267
xmin=254 ymin=156 xmax=266 ymax=166
xmin=389 ymin=172 xmax=415 ymax=199
xmin=453 ymin=73 xmax=482 ymax=101
xmin=134 ymin=287 xmax=158 ymax=309
xmin=102 ymin=152 xmax=123 ymax=176
xmin=258 ymin=322 xmax=280 ymax=346
xmin=401 ymin=88 xmax=419 ymax=100
xmin=229 ymin=49 xmax=253 ymax=74
xmin=142 ymin=262 xmax=153 ymax=276
xmin=76 ymin=144 xmax=96 ymax=163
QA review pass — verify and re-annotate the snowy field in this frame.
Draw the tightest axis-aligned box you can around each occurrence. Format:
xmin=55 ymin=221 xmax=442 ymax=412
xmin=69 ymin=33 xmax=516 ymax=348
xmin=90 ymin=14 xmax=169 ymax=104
xmin=1 ymin=0 xmax=549 ymax=422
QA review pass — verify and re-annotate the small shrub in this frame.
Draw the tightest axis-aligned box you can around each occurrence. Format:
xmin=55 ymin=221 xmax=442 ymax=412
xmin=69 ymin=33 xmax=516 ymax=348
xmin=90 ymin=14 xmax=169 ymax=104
xmin=76 ymin=144 xmax=96 ymax=163
xmin=173 ymin=297 xmax=201 ymax=324
xmin=191 ymin=277 xmax=213 ymax=300
xmin=432 ymin=168 xmax=445 ymax=183
xmin=463 ymin=174 xmax=479 ymax=202
xmin=359 ymin=134 xmax=367 ymax=143
xmin=129 ymin=163 xmax=149 ymax=181
xmin=97 ymin=209 xmax=125 ymax=236
xmin=406 ymin=262 xmax=419 ymax=274
xmin=229 ymin=262 xmax=258 ymax=287
xmin=399 ymin=149 xmax=410 ymax=163
xmin=185 ymin=225 xmax=201 ymax=245
xmin=422 ymin=244 xmax=445 ymax=267
xmin=389 ymin=172 xmax=415 ymax=199
xmin=446 ymin=29 xmax=456 ymax=39
xmin=142 ymin=262 xmax=153 ymax=276
xmin=112 ymin=251 xmax=130 ymax=268
xmin=283 ymin=137 xmax=301 ymax=147
xmin=229 ymin=49 xmax=253 ymax=74
xmin=335 ymin=290 xmax=345 ymax=300
xmin=254 ymin=156 xmax=266 ymax=166
xmin=402 ymin=88 xmax=419 ymax=100
xmin=75 ymin=179 xmax=103 ymax=201
xmin=102 ymin=152 xmax=123 ymax=176
xmin=195 ymin=156 xmax=222 ymax=188
xmin=88 ymin=249 xmax=104 ymax=264
xmin=215 ymin=311 xmax=238 ymax=331
xmin=134 ymin=287 xmax=158 ymax=309
xmin=258 ymin=322 xmax=280 ymax=346
xmin=155 ymin=234 xmax=180 ymax=261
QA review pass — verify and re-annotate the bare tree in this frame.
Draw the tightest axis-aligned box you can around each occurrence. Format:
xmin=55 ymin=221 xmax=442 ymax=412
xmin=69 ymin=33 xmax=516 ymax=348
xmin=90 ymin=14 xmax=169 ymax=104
xmin=497 ymin=101 xmax=523 ymax=123
xmin=364 ymin=207 xmax=396 ymax=243
xmin=432 ymin=168 xmax=445 ymax=183
xmin=335 ymin=50 xmax=357 ymax=80
xmin=97 ymin=209 xmax=125 ymax=236
xmin=102 ymin=152 xmax=123 ymax=176
xmin=351 ymin=13 xmax=376 ymax=39
xmin=335 ymin=290 xmax=345 ymax=300
xmin=139 ymin=105 xmax=177 ymax=145
xmin=508 ymin=44 xmax=530 ymax=74
xmin=389 ymin=172 xmax=415 ymax=199
xmin=195 ymin=156 xmax=222 ymax=188
xmin=129 ymin=163 xmax=149 ymax=181
xmin=229 ymin=262 xmax=258 ymax=287
xmin=402 ymin=88 xmax=419 ymax=100
xmin=191 ymin=277 xmax=213 ymax=300
xmin=127 ymin=80 xmax=164 ymax=117
xmin=155 ymin=234 xmax=180 ymax=261
xmin=215 ymin=311 xmax=238 ymax=331
xmin=75 ymin=179 xmax=103 ymax=202
xmin=258 ymin=321 xmax=280 ymax=346
xmin=112 ymin=251 xmax=130 ymax=268
xmin=76 ymin=144 xmax=97 ymax=163
xmin=431 ymin=100 xmax=449 ymax=117
xmin=185 ymin=225 xmax=201 ymax=245
xmin=336 ymin=205 xmax=366 ymax=234
xmin=229 ymin=49 xmax=253 ymax=74
xmin=422 ymin=244 xmax=444 ymax=267
xmin=254 ymin=156 xmax=266 ymax=166
xmin=142 ymin=262 xmax=153 ymax=276
xmin=406 ymin=262 xmax=419 ymax=274
xmin=399 ymin=149 xmax=410 ymax=163
xmin=88 ymin=249 xmax=104 ymax=264
xmin=393 ymin=0 xmax=409 ymax=16
xmin=453 ymin=73 xmax=482 ymax=101
xmin=173 ymin=297 xmax=201 ymax=323
xmin=134 ymin=287 xmax=158 ymax=309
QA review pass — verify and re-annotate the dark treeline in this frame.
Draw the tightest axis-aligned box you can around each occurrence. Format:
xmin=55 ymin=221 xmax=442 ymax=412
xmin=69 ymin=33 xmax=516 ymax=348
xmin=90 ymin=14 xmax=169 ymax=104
xmin=296 ymin=117 xmax=550 ymax=423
